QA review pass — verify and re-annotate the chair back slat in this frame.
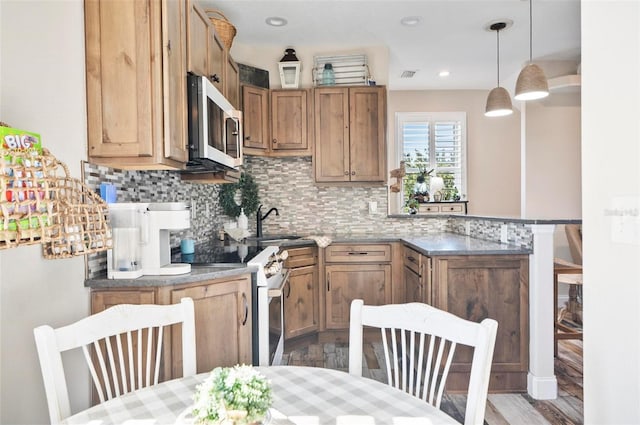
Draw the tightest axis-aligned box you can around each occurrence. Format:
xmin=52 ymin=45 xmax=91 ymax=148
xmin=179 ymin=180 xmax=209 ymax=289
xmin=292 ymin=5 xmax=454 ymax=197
xmin=154 ymin=325 xmax=164 ymax=386
xmin=34 ymin=298 xmax=197 ymax=424
xmin=349 ymin=299 xmax=498 ymax=425
xmin=104 ymin=335 xmax=121 ymax=397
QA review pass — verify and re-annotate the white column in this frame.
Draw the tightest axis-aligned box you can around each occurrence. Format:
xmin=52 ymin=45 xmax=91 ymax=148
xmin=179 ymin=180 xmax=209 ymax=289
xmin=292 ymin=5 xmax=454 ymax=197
xmin=527 ymin=224 xmax=558 ymax=399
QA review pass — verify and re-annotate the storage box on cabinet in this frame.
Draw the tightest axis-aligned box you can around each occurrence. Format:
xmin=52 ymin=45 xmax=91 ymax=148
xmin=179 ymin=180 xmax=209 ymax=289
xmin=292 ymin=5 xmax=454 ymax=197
xmin=417 ymin=202 xmax=467 ymax=215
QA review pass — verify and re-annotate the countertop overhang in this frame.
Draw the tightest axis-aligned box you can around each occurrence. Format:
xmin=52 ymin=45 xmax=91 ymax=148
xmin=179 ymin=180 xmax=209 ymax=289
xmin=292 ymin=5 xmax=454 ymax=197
xmin=86 ymin=232 xmax=530 ymax=288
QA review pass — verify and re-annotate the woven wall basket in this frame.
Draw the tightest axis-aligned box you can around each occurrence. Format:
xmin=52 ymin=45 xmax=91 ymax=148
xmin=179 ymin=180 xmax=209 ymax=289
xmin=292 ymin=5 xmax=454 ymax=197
xmin=206 ymin=9 xmax=237 ymax=50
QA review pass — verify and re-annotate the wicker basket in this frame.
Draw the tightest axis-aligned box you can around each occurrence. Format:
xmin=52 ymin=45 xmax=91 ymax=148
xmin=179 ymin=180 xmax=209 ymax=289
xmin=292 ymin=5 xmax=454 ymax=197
xmin=0 ymin=146 xmax=111 ymax=257
xmin=41 ymin=161 xmax=111 ymax=259
xmin=205 ymin=9 xmax=236 ymax=50
xmin=0 ymin=148 xmax=62 ymax=248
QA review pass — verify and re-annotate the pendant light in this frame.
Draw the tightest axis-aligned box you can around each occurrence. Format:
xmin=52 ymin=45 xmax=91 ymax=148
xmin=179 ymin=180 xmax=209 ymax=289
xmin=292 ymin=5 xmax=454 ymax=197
xmin=485 ymin=22 xmax=513 ymax=117
xmin=514 ymin=0 xmax=549 ymax=100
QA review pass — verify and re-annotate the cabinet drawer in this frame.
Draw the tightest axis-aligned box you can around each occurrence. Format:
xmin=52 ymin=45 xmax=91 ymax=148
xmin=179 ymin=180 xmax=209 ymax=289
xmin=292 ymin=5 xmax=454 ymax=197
xmin=325 ymin=244 xmax=391 ymax=263
xmin=285 ymin=246 xmax=317 ymax=268
xmin=403 ymin=246 xmax=422 ymax=275
xmin=418 ymin=204 xmax=440 ymax=213
xmin=440 ymin=204 xmax=464 ymax=213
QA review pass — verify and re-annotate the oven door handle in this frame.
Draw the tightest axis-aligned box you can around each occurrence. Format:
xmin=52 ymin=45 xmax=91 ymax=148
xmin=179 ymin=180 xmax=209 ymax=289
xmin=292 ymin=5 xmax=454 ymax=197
xmin=267 ymin=269 xmax=291 ymax=298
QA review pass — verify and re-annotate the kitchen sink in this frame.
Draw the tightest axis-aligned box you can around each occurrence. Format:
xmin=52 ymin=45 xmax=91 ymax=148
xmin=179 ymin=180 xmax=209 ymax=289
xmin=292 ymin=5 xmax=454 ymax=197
xmin=247 ymin=235 xmax=302 ymax=241
xmin=245 ymin=235 xmax=303 ymax=245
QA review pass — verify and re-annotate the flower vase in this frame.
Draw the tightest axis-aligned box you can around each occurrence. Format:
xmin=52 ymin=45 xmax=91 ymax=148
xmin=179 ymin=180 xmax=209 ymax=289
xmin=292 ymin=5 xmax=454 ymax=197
xmin=430 ymin=175 xmax=444 ymax=200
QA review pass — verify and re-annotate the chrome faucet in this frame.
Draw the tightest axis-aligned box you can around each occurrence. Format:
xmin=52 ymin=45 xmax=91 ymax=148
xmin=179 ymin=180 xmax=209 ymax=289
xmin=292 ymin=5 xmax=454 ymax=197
xmin=256 ymin=204 xmax=279 ymax=238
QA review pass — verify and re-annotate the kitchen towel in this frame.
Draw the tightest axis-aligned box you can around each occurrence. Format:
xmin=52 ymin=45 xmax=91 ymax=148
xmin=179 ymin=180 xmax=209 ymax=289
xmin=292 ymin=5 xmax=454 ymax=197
xmin=303 ymin=235 xmax=332 ymax=248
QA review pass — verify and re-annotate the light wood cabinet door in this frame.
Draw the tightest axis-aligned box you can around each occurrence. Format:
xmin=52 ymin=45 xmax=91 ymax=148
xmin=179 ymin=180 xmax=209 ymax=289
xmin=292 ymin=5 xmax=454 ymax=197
xmin=225 ymin=54 xmax=240 ymax=109
xmin=314 ymin=88 xmax=350 ymax=182
xmin=284 ymin=264 xmax=319 ymax=339
xmin=431 ymin=255 xmax=529 ymax=392
xmin=314 ymin=86 xmax=386 ymax=182
xmin=186 ymin=0 xmax=209 ymax=77
xmin=209 ymin=30 xmax=225 ymax=94
xmin=270 ymin=90 xmax=312 ymax=155
xmin=85 ymin=0 xmax=187 ymax=169
xmin=348 ymin=87 xmax=386 ymax=182
xmin=242 ymin=85 xmax=270 ymax=152
xmin=325 ymin=264 xmax=391 ymax=329
xmin=170 ymin=276 xmax=252 ymax=375
xmin=163 ymin=0 xmax=189 ymax=163
xmin=404 ymin=266 xmax=424 ymax=303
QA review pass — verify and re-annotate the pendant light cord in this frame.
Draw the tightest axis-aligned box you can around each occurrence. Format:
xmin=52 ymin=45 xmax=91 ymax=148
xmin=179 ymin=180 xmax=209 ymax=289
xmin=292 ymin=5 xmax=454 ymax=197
xmin=529 ymin=0 xmax=533 ymax=62
xmin=496 ymin=27 xmax=501 ymax=86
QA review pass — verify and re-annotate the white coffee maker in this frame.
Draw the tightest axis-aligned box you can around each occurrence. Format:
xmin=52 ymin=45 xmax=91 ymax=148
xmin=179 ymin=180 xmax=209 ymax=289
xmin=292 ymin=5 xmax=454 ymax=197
xmin=141 ymin=202 xmax=191 ymax=276
xmin=107 ymin=202 xmax=191 ymax=279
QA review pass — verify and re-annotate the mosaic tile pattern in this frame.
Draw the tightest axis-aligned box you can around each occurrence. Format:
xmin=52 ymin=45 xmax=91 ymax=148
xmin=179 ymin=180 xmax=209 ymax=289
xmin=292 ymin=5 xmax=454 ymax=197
xmin=83 ymin=157 xmax=532 ymax=277
xmin=448 ymin=217 xmax=533 ymax=249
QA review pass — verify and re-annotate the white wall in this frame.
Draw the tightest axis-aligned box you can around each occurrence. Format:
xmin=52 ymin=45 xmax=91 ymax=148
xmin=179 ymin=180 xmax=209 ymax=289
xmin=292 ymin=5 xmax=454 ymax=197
xmin=583 ymin=1 xmax=640 ymax=423
xmin=387 ymin=90 xmax=522 ymax=217
xmin=0 ymin=1 xmax=90 ymax=423
xmin=525 ymin=93 xmax=582 ymax=220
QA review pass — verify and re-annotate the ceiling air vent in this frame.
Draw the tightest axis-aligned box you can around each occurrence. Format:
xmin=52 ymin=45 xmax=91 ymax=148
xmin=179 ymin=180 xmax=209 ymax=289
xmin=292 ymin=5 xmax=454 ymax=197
xmin=401 ymin=70 xmax=416 ymax=78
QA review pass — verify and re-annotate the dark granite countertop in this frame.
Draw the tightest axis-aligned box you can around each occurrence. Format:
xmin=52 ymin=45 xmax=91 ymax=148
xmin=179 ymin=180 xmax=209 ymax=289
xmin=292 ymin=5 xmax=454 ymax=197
xmin=86 ymin=265 xmax=257 ymax=288
xmin=85 ymin=232 xmax=529 ymax=288
xmin=388 ymin=213 xmax=581 ymax=225
xmin=402 ymin=234 xmax=531 ymax=256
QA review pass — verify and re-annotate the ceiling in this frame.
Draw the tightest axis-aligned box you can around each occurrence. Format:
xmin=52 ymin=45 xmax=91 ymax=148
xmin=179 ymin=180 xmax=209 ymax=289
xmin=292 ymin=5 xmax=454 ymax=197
xmin=201 ymin=0 xmax=581 ymax=91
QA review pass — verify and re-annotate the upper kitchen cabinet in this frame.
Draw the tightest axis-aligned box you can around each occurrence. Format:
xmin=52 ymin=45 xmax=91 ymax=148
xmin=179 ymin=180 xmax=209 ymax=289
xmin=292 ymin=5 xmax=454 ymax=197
xmin=85 ymin=0 xmax=188 ymax=170
xmin=187 ymin=1 xmax=238 ymax=108
xmin=225 ymin=55 xmax=240 ymax=109
xmin=242 ymin=88 xmax=313 ymax=157
xmin=242 ymin=85 xmax=270 ymax=153
xmin=314 ymin=86 xmax=386 ymax=183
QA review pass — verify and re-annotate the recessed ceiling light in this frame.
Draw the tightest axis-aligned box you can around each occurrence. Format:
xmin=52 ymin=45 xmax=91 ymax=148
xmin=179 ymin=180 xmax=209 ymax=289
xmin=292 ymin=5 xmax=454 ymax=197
xmin=400 ymin=16 xmax=421 ymax=26
xmin=439 ymin=70 xmax=450 ymax=77
xmin=265 ymin=16 xmax=288 ymax=27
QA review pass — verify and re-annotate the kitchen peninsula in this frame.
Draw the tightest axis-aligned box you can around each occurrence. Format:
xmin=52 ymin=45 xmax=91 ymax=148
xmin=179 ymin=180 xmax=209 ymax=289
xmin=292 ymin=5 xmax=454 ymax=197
xmin=86 ymin=230 xmax=534 ymax=393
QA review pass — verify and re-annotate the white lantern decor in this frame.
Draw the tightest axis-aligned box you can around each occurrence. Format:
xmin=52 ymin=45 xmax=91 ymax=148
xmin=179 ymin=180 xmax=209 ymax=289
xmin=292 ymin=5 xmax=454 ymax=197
xmin=278 ymin=48 xmax=301 ymax=89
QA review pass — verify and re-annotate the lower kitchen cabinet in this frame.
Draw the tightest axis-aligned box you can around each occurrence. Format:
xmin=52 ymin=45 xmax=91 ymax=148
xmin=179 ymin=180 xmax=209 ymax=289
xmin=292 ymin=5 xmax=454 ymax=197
xmin=403 ymin=245 xmax=431 ymax=304
xmin=325 ymin=263 xmax=391 ymax=329
xmin=170 ymin=275 xmax=252 ymax=375
xmin=431 ymin=255 xmax=529 ymax=392
xmin=284 ymin=247 xmax=318 ymax=339
xmin=324 ymin=243 xmax=393 ymax=329
xmin=90 ymin=273 xmax=252 ymax=383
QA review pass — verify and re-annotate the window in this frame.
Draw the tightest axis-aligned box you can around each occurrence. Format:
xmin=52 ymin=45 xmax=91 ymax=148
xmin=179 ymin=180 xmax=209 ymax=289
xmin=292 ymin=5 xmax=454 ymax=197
xmin=395 ymin=112 xmax=467 ymax=210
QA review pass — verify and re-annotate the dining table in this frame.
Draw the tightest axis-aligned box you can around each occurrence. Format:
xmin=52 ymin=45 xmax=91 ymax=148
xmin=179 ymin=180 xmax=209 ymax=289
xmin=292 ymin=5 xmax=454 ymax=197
xmin=61 ymin=365 xmax=460 ymax=424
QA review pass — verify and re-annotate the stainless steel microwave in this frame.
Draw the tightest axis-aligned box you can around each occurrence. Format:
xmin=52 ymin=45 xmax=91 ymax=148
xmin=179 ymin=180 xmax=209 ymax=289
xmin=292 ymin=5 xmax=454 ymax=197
xmin=186 ymin=73 xmax=242 ymax=170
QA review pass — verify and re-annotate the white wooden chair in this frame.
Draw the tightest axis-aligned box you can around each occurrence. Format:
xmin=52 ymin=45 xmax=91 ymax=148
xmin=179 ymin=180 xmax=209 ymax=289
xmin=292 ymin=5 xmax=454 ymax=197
xmin=348 ymin=299 xmax=498 ymax=425
xmin=33 ymin=297 xmax=196 ymax=424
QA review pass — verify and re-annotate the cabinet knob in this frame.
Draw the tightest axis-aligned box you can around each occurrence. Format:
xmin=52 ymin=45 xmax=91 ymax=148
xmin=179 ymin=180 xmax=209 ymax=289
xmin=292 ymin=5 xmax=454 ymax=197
xmin=245 ymin=136 xmax=251 ymax=141
xmin=210 ymin=74 xmax=220 ymax=83
xmin=272 ymin=138 xmax=278 ymax=144
xmin=351 ymin=171 xmax=356 ymax=176
xmin=344 ymin=171 xmax=349 ymax=175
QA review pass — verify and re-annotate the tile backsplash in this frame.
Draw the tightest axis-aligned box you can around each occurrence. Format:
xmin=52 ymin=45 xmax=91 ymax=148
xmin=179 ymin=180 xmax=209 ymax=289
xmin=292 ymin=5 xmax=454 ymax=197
xmin=84 ymin=156 xmax=531 ymax=277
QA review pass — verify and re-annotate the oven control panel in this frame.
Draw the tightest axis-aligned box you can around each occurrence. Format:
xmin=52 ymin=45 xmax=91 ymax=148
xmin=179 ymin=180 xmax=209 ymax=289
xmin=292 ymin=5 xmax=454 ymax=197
xmin=264 ymin=250 xmax=288 ymax=277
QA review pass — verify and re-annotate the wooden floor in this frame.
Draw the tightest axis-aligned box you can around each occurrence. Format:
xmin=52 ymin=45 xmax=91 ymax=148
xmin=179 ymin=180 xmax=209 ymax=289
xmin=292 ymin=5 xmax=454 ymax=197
xmin=282 ymin=335 xmax=583 ymax=425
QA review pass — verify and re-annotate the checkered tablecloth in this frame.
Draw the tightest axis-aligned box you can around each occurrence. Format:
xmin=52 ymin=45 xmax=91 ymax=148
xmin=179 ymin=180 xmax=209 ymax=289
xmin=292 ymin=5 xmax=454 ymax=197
xmin=63 ymin=366 xmax=459 ymax=424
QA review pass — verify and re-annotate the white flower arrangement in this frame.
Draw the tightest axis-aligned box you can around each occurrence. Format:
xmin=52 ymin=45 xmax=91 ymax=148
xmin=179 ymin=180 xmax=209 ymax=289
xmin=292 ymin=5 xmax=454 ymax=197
xmin=192 ymin=365 xmax=272 ymax=425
